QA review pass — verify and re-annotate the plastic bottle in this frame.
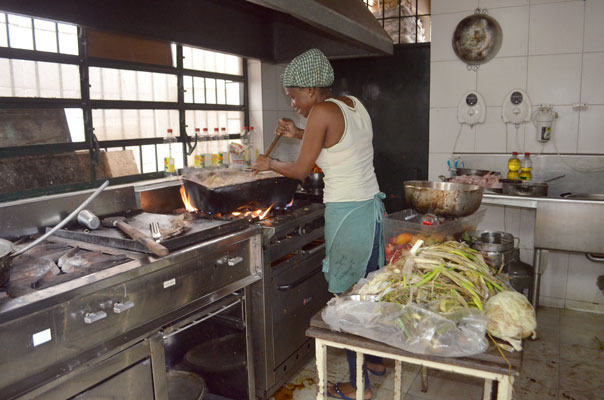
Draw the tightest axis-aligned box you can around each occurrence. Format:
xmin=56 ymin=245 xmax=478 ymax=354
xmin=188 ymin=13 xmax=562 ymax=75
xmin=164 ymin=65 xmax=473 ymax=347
xmin=507 ymin=152 xmax=521 ymax=180
xmin=193 ymin=128 xmax=204 ymax=168
xmin=248 ymin=126 xmax=256 ymax=163
xmin=220 ymin=127 xmax=229 ymax=167
xmin=519 ymin=152 xmax=532 ymax=181
xmin=241 ymin=126 xmax=250 ymax=165
xmin=211 ymin=128 xmax=222 ymax=167
xmin=163 ymin=129 xmax=176 ymax=176
xmin=202 ymin=128 xmax=211 ymax=167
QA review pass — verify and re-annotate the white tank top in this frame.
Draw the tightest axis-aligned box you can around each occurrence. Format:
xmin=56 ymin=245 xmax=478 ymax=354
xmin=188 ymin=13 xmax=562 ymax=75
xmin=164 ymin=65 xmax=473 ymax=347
xmin=315 ymin=96 xmax=380 ymax=203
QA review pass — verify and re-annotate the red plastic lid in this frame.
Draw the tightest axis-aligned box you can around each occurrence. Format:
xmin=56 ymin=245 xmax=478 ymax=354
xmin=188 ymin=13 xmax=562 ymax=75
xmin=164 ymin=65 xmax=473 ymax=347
xmin=243 ymin=126 xmax=248 ymax=130
xmin=195 ymin=128 xmax=200 ymax=132
xmin=214 ymin=128 xmax=219 ymax=132
xmin=221 ymin=127 xmax=226 ymax=131
xmin=203 ymin=128 xmax=208 ymax=131
xmin=525 ymin=152 xmax=530 ymax=156
xmin=249 ymin=126 xmax=254 ymax=130
xmin=167 ymin=129 xmax=173 ymax=133
xmin=512 ymin=152 xmax=518 ymax=155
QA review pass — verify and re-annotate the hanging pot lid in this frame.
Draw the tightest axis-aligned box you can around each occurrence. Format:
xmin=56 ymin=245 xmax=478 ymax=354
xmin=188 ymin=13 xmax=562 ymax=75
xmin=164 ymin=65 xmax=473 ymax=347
xmin=452 ymin=9 xmax=502 ymax=70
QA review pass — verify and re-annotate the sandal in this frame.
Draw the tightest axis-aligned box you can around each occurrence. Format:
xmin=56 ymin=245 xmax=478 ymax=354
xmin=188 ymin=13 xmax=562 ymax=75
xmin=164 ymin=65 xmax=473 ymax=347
xmin=326 ymin=381 xmax=372 ymax=400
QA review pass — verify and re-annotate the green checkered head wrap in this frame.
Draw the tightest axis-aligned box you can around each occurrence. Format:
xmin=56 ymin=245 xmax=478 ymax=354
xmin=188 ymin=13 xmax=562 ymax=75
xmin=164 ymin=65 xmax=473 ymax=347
xmin=281 ymin=48 xmax=334 ymax=88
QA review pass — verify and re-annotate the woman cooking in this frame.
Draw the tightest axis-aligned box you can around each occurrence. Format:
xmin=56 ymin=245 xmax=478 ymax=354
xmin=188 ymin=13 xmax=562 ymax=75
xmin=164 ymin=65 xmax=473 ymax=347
xmin=253 ymin=48 xmax=385 ymax=400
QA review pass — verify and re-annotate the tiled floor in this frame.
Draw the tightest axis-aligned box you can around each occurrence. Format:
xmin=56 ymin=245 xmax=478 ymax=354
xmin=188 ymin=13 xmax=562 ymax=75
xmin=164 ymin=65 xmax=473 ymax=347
xmin=272 ymin=307 xmax=604 ymax=400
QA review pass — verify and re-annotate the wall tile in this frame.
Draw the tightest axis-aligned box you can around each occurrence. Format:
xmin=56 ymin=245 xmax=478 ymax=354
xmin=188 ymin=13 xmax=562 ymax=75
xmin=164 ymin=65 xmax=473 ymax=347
xmin=431 ymin=12 xmax=468 ymax=62
xmin=477 ymin=56 xmax=528 ymax=107
xmin=260 ymin=63 xmax=278 ymax=111
xmin=581 ymin=52 xmax=604 ymax=105
xmin=429 ymin=107 xmax=476 ymax=153
xmin=506 ymin=121 xmax=527 ymax=154
xmin=565 ymin=254 xmax=604 ymax=304
xmin=432 ymin=0 xmax=478 ymax=15
xmin=487 ymin=6 xmax=529 ymax=57
xmin=430 ymin=61 xmax=477 ymax=108
xmin=540 ymin=296 xmax=565 ymax=308
xmin=584 ymin=0 xmax=604 ymax=52
xmin=577 ymin=105 xmax=604 ymax=154
xmin=530 ymin=0 xmax=575 ymax=4
xmin=428 ymin=152 xmax=453 ymax=180
xmin=247 ymin=60 xmax=263 ymax=112
xmin=525 ymin=106 xmax=579 ymax=154
xmin=479 ymin=0 xmax=529 ymax=8
xmin=528 ymin=1 xmax=584 ymax=55
xmin=539 ymin=251 xmax=569 ymax=299
xmin=475 ymin=106 xmax=508 ymax=152
xmin=527 ymin=54 xmax=582 ymax=105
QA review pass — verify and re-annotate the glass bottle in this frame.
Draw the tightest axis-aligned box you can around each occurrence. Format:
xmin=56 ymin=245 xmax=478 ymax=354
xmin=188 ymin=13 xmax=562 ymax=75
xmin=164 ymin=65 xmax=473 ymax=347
xmin=507 ymin=152 xmax=521 ymax=180
xmin=519 ymin=152 xmax=533 ymax=181
xmin=248 ymin=126 xmax=256 ymax=163
xmin=163 ymin=129 xmax=176 ymax=176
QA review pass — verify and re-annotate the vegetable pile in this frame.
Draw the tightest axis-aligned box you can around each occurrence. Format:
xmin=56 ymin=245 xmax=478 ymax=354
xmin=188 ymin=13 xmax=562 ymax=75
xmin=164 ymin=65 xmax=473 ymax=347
xmin=357 ymin=240 xmax=537 ymax=352
xmin=360 ymin=241 xmax=507 ymax=314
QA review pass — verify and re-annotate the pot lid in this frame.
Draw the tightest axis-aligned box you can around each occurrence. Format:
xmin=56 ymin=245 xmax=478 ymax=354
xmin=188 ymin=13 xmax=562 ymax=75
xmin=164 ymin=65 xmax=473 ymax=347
xmin=0 ymin=238 xmax=13 ymax=259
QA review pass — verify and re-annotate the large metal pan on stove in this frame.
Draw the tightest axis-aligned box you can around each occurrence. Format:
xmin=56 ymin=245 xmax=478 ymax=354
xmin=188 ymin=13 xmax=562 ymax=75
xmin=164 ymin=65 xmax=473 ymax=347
xmin=404 ymin=181 xmax=484 ymax=218
xmin=451 ymin=168 xmax=500 ymax=177
xmin=182 ymin=170 xmax=299 ymax=214
xmin=501 ymin=179 xmax=548 ymax=197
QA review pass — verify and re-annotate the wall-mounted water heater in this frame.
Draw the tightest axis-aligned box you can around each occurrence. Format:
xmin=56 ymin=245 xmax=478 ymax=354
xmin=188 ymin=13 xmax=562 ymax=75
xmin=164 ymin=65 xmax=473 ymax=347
xmin=502 ymin=89 xmax=531 ymax=125
xmin=458 ymin=91 xmax=486 ymax=126
xmin=532 ymin=104 xmax=557 ymax=142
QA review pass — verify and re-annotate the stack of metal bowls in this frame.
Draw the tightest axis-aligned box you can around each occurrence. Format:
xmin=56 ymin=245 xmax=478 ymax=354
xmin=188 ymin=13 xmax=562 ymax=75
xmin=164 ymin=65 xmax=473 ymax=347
xmin=467 ymin=231 xmax=515 ymax=271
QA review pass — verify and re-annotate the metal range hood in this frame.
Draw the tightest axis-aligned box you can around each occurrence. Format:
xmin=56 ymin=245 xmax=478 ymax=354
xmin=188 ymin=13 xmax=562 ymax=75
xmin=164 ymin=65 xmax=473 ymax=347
xmin=0 ymin=0 xmax=393 ymax=62
xmin=248 ymin=0 xmax=394 ymax=60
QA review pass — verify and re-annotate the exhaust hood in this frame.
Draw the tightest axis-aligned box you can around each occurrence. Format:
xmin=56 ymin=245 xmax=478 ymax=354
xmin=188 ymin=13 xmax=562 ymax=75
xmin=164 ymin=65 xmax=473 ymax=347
xmin=248 ymin=0 xmax=394 ymax=60
xmin=0 ymin=0 xmax=393 ymax=61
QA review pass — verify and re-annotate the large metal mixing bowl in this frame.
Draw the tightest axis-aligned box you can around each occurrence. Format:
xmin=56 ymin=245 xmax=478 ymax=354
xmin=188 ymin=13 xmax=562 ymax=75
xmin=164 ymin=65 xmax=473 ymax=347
xmin=403 ymin=181 xmax=484 ymax=217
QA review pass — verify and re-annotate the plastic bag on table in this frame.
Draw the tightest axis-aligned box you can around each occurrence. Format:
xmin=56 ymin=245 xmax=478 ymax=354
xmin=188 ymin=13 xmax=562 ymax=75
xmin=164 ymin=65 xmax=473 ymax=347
xmin=321 ymin=297 xmax=488 ymax=357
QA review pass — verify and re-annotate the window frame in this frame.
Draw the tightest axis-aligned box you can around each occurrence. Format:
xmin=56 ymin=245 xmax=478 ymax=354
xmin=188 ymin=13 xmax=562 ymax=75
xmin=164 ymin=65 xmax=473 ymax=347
xmin=0 ymin=15 xmax=249 ymax=202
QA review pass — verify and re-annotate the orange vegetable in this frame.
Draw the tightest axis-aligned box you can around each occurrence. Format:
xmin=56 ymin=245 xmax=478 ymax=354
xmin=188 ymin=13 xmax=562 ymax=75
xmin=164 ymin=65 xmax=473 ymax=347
xmin=395 ymin=233 xmax=413 ymax=245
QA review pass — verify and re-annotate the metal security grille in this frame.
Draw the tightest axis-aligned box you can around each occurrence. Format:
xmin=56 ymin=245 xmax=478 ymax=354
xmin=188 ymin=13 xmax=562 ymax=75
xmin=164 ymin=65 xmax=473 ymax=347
xmin=0 ymin=11 xmax=249 ymax=201
xmin=363 ymin=0 xmax=431 ymax=44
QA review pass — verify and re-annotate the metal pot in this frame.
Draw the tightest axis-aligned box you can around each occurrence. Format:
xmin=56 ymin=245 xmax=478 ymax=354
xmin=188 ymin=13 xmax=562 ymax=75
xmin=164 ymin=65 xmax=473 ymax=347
xmin=303 ymin=172 xmax=324 ymax=191
xmin=501 ymin=179 xmax=548 ymax=197
xmin=403 ymin=181 xmax=484 ymax=218
xmin=466 ymin=231 xmax=515 ymax=271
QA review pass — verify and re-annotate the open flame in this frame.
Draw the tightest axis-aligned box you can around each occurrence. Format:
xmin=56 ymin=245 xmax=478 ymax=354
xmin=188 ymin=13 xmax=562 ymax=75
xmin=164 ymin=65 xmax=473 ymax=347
xmin=231 ymin=203 xmax=274 ymax=220
xmin=180 ymin=185 xmax=198 ymax=212
xmin=285 ymin=197 xmax=294 ymax=208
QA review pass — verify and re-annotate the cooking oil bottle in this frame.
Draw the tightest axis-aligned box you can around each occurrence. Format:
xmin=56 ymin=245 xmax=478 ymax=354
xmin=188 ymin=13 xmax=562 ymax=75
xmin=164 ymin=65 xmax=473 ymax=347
xmin=507 ymin=152 xmax=521 ymax=180
xmin=163 ymin=129 xmax=176 ymax=176
xmin=193 ymin=128 xmax=204 ymax=168
xmin=519 ymin=152 xmax=532 ymax=181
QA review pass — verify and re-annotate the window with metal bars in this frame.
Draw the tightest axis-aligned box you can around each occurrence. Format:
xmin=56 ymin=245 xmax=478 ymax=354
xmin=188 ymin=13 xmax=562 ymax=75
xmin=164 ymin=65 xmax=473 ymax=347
xmin=363 ymin=0 xmax=431 ymax=44
xmin=0 ymin=11 xmax=248 ymax=201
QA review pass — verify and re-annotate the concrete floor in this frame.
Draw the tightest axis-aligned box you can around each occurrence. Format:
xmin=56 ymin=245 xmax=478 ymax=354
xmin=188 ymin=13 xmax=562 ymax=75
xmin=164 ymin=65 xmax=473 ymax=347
xmin=271 ymin=307 xmax=604 ymax=400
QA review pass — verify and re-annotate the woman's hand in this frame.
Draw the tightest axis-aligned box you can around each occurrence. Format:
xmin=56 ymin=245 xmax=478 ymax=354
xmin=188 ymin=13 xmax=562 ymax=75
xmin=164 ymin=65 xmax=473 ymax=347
xmin=275 ymin=118 xmax=300 ymax=139
xmin=253 ymin=155 xmax=272 ymax=171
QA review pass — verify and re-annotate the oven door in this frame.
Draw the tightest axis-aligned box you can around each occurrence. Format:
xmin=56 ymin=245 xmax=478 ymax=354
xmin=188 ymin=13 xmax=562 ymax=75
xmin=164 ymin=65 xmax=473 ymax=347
xmin=270 ymin=241 xmax=331 ymax=368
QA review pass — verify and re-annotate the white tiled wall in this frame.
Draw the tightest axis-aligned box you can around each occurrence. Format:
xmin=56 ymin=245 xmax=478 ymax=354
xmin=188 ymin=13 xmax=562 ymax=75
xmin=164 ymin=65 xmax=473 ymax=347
xmin=430 ymin=0 xmax=604 ymax=312
xmin=247 ymin=60 xmax=302 ymax=163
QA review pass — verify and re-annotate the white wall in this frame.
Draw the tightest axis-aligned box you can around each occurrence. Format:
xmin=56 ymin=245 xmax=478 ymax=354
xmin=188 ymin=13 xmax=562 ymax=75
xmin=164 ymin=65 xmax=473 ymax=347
xmin=247 ymin=60 xmax=303 ymax=163
xmin=430 ymin=0 xmax=604 ymax=312
xmin=429 ymin=0 xmax=604 ymax=179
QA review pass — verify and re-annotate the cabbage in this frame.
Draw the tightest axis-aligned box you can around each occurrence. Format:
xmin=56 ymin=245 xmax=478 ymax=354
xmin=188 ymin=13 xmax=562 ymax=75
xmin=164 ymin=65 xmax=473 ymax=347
xmin=484 ymin=291 xmax=537 ymax=351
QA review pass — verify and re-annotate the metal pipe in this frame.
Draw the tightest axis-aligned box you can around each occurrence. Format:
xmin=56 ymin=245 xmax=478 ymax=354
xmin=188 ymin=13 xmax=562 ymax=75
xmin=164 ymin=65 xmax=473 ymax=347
xmin=12 ymin=180 xmax=109 ymax=256
xmin=532 ymin=249 xmax=542 ymax=308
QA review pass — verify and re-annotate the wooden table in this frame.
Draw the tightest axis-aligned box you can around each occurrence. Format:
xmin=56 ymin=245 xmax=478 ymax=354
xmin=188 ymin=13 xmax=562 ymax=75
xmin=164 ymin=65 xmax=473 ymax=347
xmin=306 ymin=311 xmax=522 ymax=400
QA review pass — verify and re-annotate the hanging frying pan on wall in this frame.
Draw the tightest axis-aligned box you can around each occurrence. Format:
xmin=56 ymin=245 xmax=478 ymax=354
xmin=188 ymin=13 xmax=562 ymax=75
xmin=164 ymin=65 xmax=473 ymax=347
xmin=452 ymin=9 xmax=502 ymax=71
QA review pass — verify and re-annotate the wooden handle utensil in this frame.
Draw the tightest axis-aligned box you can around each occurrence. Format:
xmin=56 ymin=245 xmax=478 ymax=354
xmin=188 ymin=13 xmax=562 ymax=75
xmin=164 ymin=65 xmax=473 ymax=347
xmin=102 ymin=217 xmax=169 ymax=257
